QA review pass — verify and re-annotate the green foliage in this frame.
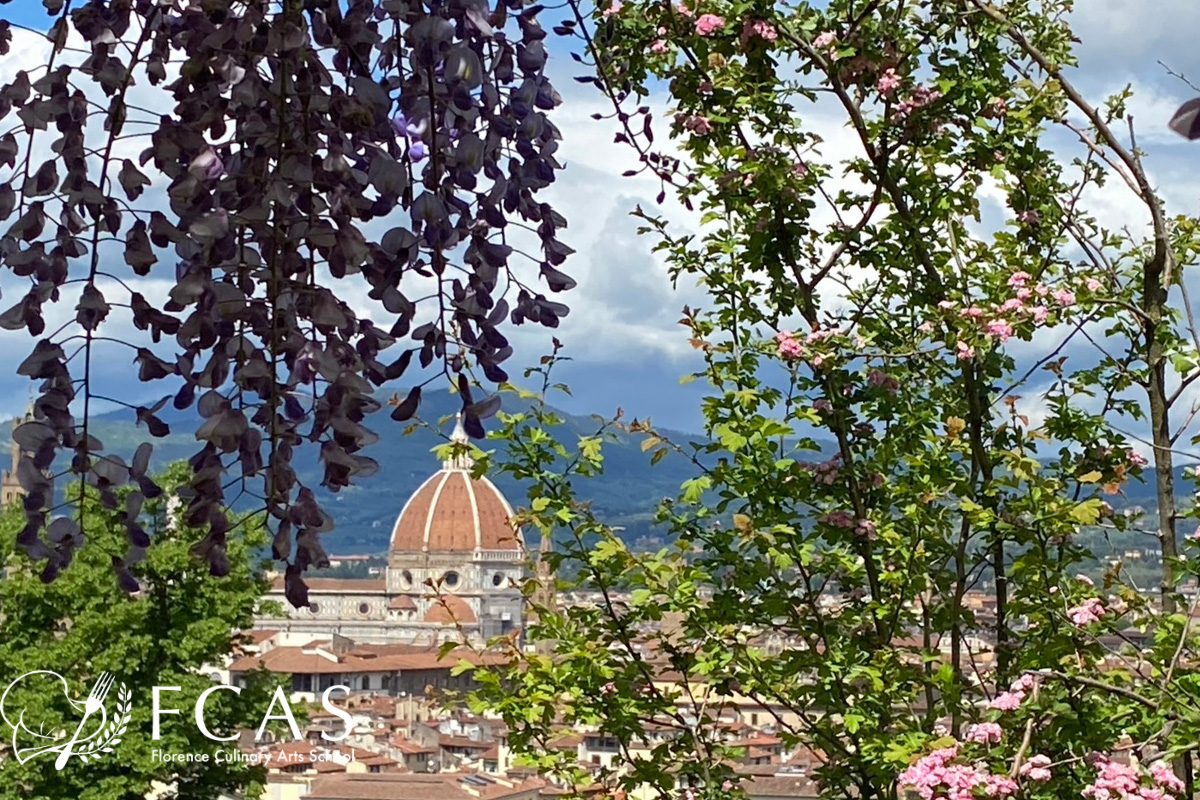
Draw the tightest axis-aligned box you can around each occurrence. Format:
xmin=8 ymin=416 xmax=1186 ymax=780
xmin=0 ymin=463 xmax=282 ymax=800
xmin=466 ymin=1 xmax=1200 ymax=799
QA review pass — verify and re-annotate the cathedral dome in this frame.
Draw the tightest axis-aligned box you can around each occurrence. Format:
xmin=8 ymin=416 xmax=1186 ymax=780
xmin=388 ymin=417 xmax=522 ymax=556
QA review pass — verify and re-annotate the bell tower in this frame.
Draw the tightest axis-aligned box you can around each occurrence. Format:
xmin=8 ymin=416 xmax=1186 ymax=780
xmin=0 ymin=405 xmax=33 ymax=506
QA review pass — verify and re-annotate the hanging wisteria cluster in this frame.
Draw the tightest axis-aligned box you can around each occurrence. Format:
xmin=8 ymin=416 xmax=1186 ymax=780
xmin=0 ymin=0 xmax=572 ymax=604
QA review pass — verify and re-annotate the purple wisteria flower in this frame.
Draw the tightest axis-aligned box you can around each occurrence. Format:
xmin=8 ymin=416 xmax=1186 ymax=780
xmin=391 ymin=111 xmax=429 ymax=163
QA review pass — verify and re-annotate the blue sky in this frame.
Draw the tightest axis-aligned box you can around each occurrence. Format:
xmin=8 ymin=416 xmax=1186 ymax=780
xmin=1 ymin=2 xmax=1200 ymax=437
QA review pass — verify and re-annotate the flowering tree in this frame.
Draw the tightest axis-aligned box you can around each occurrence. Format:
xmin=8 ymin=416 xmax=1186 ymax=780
xmin=465 ymin=2 xmax=1200 ymax=800
xmin=0 ymin=0 xmax=573 ymax=600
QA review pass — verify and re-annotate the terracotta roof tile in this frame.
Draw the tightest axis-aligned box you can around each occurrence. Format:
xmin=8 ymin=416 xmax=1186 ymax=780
xmin=305 ymin=772 xmax=544 ymax=800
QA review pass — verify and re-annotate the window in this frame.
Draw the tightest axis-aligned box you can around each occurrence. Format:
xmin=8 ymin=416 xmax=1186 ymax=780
xmin=359 ymin=602 xmax=370 ymax=614
xmin=443 ymin=571 xmax=459 ymax=587
xmin=292 ymin=674 xmax=313 ymax=693
xmin=492 ymin=573 xmax=504 ymax=587
xmin=309 ymin=602 xmax=320 ymax=614
xmin=401 ymin=570 xmax=413 ymax=587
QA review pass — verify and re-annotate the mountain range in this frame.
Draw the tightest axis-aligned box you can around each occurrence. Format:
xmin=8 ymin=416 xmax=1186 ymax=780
xmin=2 ymin=388 xmax=726 ymax=553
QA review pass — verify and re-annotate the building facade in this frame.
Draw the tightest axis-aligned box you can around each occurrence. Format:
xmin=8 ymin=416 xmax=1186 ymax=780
xmin=255 ymin=418 xmax=529 ymax=646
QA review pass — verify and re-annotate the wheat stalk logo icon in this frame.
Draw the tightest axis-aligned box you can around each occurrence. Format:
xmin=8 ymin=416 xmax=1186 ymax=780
xmin=0 ymin=670 xmax=132 ymax=768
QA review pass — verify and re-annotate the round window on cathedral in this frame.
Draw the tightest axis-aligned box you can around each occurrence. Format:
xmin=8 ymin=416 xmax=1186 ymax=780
xmin=401 ymin=570 xmax=413 ymax=587
xmin=492 ymin=573 xmax=504 ymax=587
xmin=359 ymin=602 xmax=370 ymax=614
xmin=309 ymin=602 xmax=320 ymax=614
xmin=443 ymin=571 xmax=459 ymax=587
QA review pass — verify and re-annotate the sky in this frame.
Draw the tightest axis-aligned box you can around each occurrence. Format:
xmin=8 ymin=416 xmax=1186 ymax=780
xmin=1 ymin=2 xmax=1200 ymax=437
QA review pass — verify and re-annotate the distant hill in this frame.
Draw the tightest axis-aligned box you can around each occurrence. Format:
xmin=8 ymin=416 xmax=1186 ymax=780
xmin=4 ymin=388 xmax=809 ymax=553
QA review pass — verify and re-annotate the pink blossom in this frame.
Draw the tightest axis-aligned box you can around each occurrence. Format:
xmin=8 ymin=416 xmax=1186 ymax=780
xmin=985 ymin=319 xmax=1014 ymax=342
xmin=813 ymin=31 xmax=836 ymax=49
xmin=650 ymin=39 xmax=669 ymax=53
xmin=1189 ymin=528 xmax=1200 ymax=542
xmin=1034 ymin=283 xmax=1049 ymax=297
xmin=1009 ymin=673 xmax=1035 ymax=692
xmin=1127 ymin=449 xmax=1149 ymax=468
xmin=876 ymin=68 xmax=901 ymax=97
xmin=894 ymin=85 xmax=941 ymax=119
xmin=998 ymin=298 xmax=1025 ymax=314
xmin=1150 ymin=761 xmax=1185 ymax=793
xmin=695 ymin=14 xmax=725 ymax=35
xmin=1007 ymin=271 xmax=1031 ymax=288
xmin=985 ymin=775 xmax=1018 ymax=797
xmin=1067 ymin=597 xmax=1105 ymax=626
xmin=898 ymin=746 xmax=1017 ymax=800
xmin=776 ymin=331 xmax=805 ymax=359
xmin=1017 ymin=210 xmax=1039 ymax=224
xmin=964 ymin=722 xmax=1002 ymax=744
xmin=1019 ymin=754 xmax=1052 ymax=783
xmin=918 ymin=321 xmax=934 ymax=333
xmin=1076 ymin=573 xmax=1095 ymax=586
xmin=1031 ymin=306 xmax=1049 ymax=324
xmin=600 ymin=681 xmax=617 ymax=695
xmin=960 ymin=305 xmax=984 ymax=318
xmin=988 ymin=691 xmax=1025 ymax=711
xmin=1086 ymin=277 xmax=1103 ymax=292
xmin=813 ymin=398 xmax=833 ymax=413
xmin=956 ymin=341 xmax=976 ymax=360
xmin=683 ymin=115 xmax=713 ymax=135
xmin=675 ymin=2 xmax=693 ymax=15
xmin=602 ymin=1 xmax=622 ymax=16
xmin=855 ymin=519 xmax=877 ymax=539
xmin=1083 ymin=758 xmax=1160 ymax=800
xmin=1052 ymin=288 xmax=1076 ymax=306
xmin=1015 ymin=288 xmax=1032 ymax=301
xmin=742 ymin=19 xmax=778 ymax=42
xmin=937 ymin=300 xmax=956 ymax=310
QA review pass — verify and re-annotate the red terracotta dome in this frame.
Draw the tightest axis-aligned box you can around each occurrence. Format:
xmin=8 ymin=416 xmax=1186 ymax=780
xmin=423 ymin=594 xmax=478 ymax=624
xmin=388 ymin=417 xmax=521 ymax=555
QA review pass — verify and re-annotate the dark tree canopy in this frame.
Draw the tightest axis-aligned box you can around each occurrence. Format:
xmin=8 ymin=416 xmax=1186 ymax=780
xmin=0 ymin=0 xmax=573 ymax=603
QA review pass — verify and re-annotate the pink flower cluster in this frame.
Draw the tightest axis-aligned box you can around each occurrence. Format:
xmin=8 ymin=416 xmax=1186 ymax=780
xmin=1067 ymin=597 xmax=1106 ymax=626
xmin=940 ymin=272 xmax=1087 ymax=358
xmin=804 ymin=455 xmax=842 ymax=485
xmin=898 ymin=746 xmax=1018 ymax=800
xmin=695 ymin=13 xmax=725 ymax=35
xmin=894 ymin=84 xmax=941 ymax=119
xmin=679 ymin=114 xmax=713 ymax=135
xmin=776 ymin=330 xmax=805 ymax=359
xmin=813 ymin=31 xmax=836 ymax=49
xmin=675 ymin=3 xmax=693 ymax=16
xmin=1019 ymin=754 xmax=1053 ymax=782
xmin=877 ymin=68 xmax=901 ymax=97
xmin=964 ymin=722 xmax=1001 ymax=745
xmin=742 ymin=19 xmax=777 ymax=43
xmin=989 ymin=674 xmax=1033 ymax=711
xmin=602 ymin=0 xmax=622 ymax=17
xmin=1082 ymin=757 xmax=1181 ymax=800
xmin=1127 ymin=449 xmax=1149 ymax=468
